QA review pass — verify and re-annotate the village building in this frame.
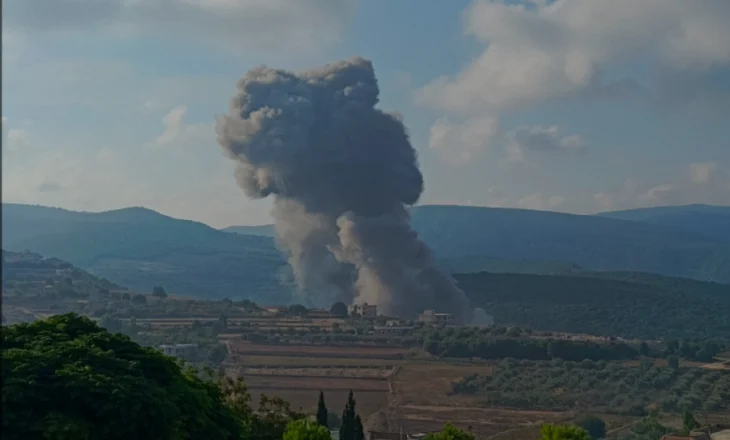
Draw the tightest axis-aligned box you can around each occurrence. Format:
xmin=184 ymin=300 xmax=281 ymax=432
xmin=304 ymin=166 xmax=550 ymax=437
xmin=350 ymin=303 xmax=378 ymax=317
xmin=159 ymin=343 xmax=197 ymax=359
xmin=417 ymin=309 xmax=453 ymax=324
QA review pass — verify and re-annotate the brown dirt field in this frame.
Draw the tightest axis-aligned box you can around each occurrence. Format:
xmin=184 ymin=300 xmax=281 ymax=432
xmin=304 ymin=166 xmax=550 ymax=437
xmin=243 ymin=367 xmax=394 ymax=379
xmin=621 ymin=359 xmax=707 ymax=368
xmin=389 ymin=406 xmax=568 ymax=439
xmin=391 ymin=362 xmax=494 ymax=407
xmin=240 ymin=355 xmax=401 ymax=367
xmin=230 ymin=341 xmax=409 ymax=358
xmin=242 ymin=375 xmax=390 ymax=392
xmin=250 ymin=389 xmax=387 ymax=418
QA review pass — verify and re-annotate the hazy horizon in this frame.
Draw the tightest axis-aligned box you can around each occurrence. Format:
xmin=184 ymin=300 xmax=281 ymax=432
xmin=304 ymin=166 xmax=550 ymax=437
xmin=2 ymin=200 xmax=728 ymax=230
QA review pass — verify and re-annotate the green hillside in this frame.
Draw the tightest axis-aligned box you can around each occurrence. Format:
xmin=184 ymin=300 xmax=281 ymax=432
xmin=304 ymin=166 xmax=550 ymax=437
xmin=409 ymin=205 xmax=730 ymax=283
xmin=2 ymin=204 xmax=290 ymax=302
xmin=2 ymin=249 xmax=125 ymax=297
xmin=222 ymin=204 xmax=730 ymax=283
xmin=4 ymin=203 xmax=729 ymax=305
xmin=599 ymin=204 xmax=730 ymax=243
xmin=456 ymin=271 xmax=730 ymax=340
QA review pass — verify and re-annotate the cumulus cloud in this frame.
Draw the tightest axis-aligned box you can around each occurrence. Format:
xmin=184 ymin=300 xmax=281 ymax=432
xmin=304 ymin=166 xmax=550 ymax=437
xmin=419 ymin=0 xmax=730 ymax=114
xmin=154 ymin=106 xmax=213 ymax=148
xmin=594 ymin=162 xmax=730 ymax=211
xmin=505 ymin=125 xmax=585 ymax=162
xmin=417 ymin=0 xmax=730 ymax=166
xmin=428 ymin=116 xmax=500 ymax=163
xmin=3 ymin=0 xmax=354 ymax=55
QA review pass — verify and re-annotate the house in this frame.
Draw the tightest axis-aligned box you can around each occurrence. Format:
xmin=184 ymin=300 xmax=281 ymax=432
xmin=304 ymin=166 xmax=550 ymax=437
xmin=417 ymin=309 xmax=453 ymax=324
xmin=350 ymin=303 xmax=377 ymax=317
xmin=159 ymin=343 xmax=197 ymax=359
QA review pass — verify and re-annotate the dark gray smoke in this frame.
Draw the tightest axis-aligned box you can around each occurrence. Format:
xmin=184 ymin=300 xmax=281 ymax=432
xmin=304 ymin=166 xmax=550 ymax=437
xmin=216 ymin=57 xmax=470 ymax=321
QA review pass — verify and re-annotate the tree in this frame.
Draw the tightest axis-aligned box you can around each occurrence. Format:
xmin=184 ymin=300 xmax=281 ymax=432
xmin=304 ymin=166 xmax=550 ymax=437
xmin=288 ymin=304 xmax=309 ymax=317
xmin=577 ymin=416 xmax=606 ymax=439
xmin=316 ymin=391 xmax=329 ymax=428
xmin=667 ymin=355 xmax=680 ymax=370
xmin=131 ymin=293 xmax=147 ymax=304
xmin=340 ymin=390 xmax=364 ymax=440
xmin=152 ymin=286 xmax=168 ymax=298
xmin=541 ymin=424 xmax=591 ymax=440
xmin=639 ymin=342 xmax=649 ymax=357
xmin=330 ymin=302 xmax=349 ymax=318
xmin=681 ymin=410 xmax=700 ymax=434
xmin=2 ymin=313 xmax=243 ymax=440
xmin=424 ymin=423 xmax=475 ymax=440
xmin=99 ymin=314 xmax=123 ymax=333
xmin=283 ymin=420 xmax=332 ymax=440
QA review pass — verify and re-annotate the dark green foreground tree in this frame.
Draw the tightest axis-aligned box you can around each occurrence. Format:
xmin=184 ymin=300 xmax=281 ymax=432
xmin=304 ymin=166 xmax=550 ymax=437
xmin=316 ymin=391 xmax=329 ymax=428
xmin=2 ymin=313 xmax=244 ymax=440
xmin=339 ymin=390 xmax=364 ymax=440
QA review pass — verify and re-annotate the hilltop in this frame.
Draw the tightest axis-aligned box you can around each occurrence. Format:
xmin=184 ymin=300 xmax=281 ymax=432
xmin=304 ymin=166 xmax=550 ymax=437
xmin=598 ymin=204 xmax=730 ymax=243
xmin=2 ymin=204 xmax=290 ymax=301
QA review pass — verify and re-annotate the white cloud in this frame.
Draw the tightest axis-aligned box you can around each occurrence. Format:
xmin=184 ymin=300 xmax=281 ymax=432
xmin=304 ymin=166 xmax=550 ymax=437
xmin=593 ymin=162 xmax=730 ymax=211
xmin=3 ymin=0 xmax=354 ymax=55
xmin=154 ymin=106 xmax=214 ymax=148
xmin=505 ymin=125 xmax=585 ymax=162
xmin=418 ymin=0 xmax=730 ymax=115
xmin=428 ymin=116 xmax=500 ymax=163
xmin=517 ymin=193 xmax=566 ymax=211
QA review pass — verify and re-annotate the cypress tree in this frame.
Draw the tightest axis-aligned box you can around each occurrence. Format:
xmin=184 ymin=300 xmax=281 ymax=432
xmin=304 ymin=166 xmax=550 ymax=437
xmin=339 ymin=390 xmax=357 ymax=440
xmin=317 ymin=391 xmax=329 ymax=428
xmin=354 ymin=414 xmax=365 ymax=440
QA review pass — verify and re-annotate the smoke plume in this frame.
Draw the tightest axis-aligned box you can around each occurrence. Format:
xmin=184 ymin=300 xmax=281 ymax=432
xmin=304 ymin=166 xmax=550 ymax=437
xmin=216 ymin=57 xmax=470 ymax=321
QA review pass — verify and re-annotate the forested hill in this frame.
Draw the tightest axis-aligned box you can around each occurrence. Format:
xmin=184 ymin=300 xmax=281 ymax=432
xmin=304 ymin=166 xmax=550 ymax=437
xmin=2 ymin=204 xmax=290 ymax=301
xmin=3 ymin=203 xmax=729 ymax=303
xmin=226 ymin=204 xmax=730 ymax=284
xmin=456 ymin=271 xmax=730 ymax=340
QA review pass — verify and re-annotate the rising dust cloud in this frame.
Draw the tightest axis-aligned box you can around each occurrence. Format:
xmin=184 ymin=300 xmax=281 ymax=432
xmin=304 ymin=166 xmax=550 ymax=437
xmin=216 ymin=57 xmax=471 ymax=322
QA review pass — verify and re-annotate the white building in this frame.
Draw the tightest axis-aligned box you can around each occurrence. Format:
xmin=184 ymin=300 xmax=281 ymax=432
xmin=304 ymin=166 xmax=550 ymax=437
xmin=160 ymin=343 xmax=197 ymax=359
xmin=350 ymin=303 xmax=377 ymax=317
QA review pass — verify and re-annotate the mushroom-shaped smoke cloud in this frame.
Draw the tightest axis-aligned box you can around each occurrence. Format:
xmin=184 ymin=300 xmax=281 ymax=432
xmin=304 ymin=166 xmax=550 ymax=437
xmin=216 ymin=57 xmax=470 ymax=321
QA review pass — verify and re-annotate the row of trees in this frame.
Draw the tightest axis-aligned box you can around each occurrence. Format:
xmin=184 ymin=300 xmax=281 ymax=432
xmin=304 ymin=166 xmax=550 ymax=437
xmin=420 ymin=326 xmax=639 ymax=362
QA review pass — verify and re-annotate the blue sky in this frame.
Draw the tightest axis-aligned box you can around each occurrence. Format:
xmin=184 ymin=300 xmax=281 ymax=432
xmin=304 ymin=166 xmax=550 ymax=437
xmin=3 ymin=0 xmax=729 ymax=228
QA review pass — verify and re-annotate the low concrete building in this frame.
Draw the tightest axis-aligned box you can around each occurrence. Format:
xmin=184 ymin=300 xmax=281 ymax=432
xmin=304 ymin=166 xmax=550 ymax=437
xmin=417 ymin=309 xmax=453 ymax=324
xmin=350 ymin=303 xmax=378 ymax=317
xmin=160 ymin=343 xmax=197 ymax=359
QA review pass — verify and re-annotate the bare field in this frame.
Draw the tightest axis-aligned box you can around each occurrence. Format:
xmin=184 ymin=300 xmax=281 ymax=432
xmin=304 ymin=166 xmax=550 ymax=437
xmin=391 ymin=362 xmax=494 ymax=407
xmin=621 ymin=359 xmax=709 ymax=369
xmin=242 ymin=375 xmax=390 ymax=392
xmin=243 ymin=366 xmax=394 ymax=379
xmin=240 ymin=355 xmax=401 ymax=367
xmin=230 ymin=341 xmax=410 ymax=358
xmin=390 ymin=406 xmax=569 ymax=439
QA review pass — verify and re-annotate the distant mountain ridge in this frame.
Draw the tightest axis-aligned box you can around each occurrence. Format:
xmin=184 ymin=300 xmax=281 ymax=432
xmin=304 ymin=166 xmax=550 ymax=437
xmin=598 ymin=204 xmax=730 ymax=242
xmin=3 ymin=203 xmax=729 ymax=303
xmin=2 ymin=203 xmax=290 ymax=301
xmin=224 ymin=204 xmax=730 ymax=283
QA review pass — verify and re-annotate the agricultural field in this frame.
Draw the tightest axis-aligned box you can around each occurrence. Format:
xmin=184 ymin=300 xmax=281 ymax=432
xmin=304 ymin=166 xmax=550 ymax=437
xmin=452 ymin=359 xmax=730 ymax=415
